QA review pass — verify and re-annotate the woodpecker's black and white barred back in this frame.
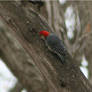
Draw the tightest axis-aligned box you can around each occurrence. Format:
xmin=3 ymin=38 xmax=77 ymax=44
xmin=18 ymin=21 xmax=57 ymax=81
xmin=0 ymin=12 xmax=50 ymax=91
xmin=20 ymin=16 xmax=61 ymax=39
xmin=46 ymin=34 xmax=68 ymax=63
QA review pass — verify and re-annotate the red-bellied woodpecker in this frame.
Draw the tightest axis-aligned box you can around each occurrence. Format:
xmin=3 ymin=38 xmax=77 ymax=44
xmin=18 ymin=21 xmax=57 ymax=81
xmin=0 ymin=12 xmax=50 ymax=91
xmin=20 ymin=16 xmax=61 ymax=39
xmin=39 ymin=30 xmax=68 ymax=64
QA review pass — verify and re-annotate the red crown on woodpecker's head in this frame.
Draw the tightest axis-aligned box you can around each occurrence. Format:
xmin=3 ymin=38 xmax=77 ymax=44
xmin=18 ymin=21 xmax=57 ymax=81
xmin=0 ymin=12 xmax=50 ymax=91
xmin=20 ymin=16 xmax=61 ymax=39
xmin=39 ymin=30 xmax=50 ymax=37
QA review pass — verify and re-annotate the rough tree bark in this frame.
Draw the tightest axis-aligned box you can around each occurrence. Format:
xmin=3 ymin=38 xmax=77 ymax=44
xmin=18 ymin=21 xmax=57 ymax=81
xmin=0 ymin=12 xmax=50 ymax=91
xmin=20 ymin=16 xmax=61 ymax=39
xmin=0 ymin=1 xmax=92 ymax=92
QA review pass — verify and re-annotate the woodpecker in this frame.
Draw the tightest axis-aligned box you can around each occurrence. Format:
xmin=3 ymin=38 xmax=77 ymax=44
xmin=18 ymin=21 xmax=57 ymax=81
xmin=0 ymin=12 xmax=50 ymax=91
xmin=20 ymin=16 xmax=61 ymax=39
xmin=39 ymin=30 xmax=68 ymax=64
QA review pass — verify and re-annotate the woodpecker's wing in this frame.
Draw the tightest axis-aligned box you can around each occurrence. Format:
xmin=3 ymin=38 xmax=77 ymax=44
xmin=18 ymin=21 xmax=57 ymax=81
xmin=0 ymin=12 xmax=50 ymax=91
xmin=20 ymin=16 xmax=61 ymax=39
xmin=46 ymin=34 xmax=68 ymax=63
xmin=51 ymin=43 xmax=68 ymax=63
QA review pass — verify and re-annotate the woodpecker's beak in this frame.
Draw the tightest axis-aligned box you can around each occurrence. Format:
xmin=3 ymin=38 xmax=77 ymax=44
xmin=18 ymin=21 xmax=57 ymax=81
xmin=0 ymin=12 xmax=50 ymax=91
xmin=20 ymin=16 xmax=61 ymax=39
xmin=39 ymin=35 xmax=46 ymax=40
